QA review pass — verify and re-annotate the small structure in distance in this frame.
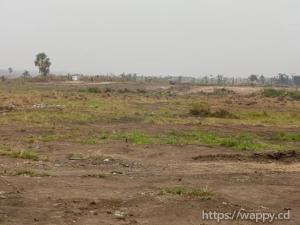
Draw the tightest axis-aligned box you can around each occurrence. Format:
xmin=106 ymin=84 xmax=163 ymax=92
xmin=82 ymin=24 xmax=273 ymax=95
xmin=71 ymin=74 xmax=79 ymax=81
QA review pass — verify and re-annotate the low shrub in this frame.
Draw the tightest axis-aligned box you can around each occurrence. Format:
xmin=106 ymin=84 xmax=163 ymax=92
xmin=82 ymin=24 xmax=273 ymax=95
xmin=189 ymin=103 xmax=211 ymax=116
xmin=160 ymin=186 xmax=214 ymax=200
xmin=262 ymin=88 xmax=300 ymax=100
xmin=189 ymin=104 xmax=237 ymax=118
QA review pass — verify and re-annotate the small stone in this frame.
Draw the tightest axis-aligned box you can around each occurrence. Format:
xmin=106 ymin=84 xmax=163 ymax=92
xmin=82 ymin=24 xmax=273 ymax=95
xmin=114 ymin=210 xmax=126 ymax=219
xmin=120 ymin=163 xmax=129 ymax=168
xmin=90 ymin=210 xmax=98 ymax=215
xmin=111 ymin=171 xmax=123 ymax=175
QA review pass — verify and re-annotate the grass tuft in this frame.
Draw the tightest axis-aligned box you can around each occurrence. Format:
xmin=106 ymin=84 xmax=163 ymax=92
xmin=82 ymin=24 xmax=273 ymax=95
xmin=82 ymin=174 xmax=106 ymax=178
xmin=189 ymin=103 xmax=237 ymax=119
xmin=0 ymin=145 xmax=39 ymax=160
xmin=189 ymin=103 xmax=211 ymax=116
xmin=160 ymin=186 xmax=214 ymax=200
xmin=15 ymin=170 xmax=50 ymax=177
xmin=112 ymin=131 xmax=152 ymax=145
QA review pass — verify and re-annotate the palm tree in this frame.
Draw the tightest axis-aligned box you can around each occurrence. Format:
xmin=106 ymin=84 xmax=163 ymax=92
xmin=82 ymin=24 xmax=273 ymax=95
xmin=34 ymin=53 xmax=51 ymax=76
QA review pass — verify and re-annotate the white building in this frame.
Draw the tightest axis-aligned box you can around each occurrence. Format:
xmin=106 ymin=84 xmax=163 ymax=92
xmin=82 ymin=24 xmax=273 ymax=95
xmin=71 ymin=75 xmax=79 ymax=81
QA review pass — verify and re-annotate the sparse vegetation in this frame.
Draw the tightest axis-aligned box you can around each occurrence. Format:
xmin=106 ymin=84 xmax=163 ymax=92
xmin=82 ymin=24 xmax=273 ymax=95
xmin=270 ymin=132 xmax=300 ymax=142
xmin=155 ymin=131 xmax=278 ymax=151
xmin=24 ymin=134 xmax=65 ymax=143
xmin=0 ymin=81 xmax=299 ymax=225
xmin=15 ymin=170 xmax=50 ymax=177
xmin=80 ymin=87 xmax=102 ymax=93
xmin=82 ymin=174 xmax=106 ymax=178
xmin=80 ymin=137 xmax=98 ymax=145
xmin=0 ymin=145 xmax=39 ymax=160
xmin=93 ymin=130 xmax=282 ymax=151
xmin=189 ymin=103 xmax=237 ymax=118
xmin=262 ymin=88 xmax=300 ymax=100
xmin=111 ymin=131 xmax=152 ymax=145
xmin=68 ymin=154 xmax=85 ymax=160
xmin=160 ymin=186 xmax=214 ymax=200
xmin=2 ymin=4 xmax=300 ymax=224
xmin=189 ymin=103 xmax=211 ymax=116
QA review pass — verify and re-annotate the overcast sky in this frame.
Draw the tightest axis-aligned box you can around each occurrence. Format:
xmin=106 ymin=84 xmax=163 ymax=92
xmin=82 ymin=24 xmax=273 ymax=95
xmin=0 ymin=0 xmax=299 ymax=76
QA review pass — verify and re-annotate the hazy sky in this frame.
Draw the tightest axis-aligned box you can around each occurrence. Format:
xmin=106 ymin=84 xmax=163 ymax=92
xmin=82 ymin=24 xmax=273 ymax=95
xmin=0 ymin=0 xmax=299 ymax=76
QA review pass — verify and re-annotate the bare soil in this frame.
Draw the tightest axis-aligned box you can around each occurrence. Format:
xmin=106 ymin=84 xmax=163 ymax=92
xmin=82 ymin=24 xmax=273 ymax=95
xmin=0 ymin=123 xmax=299 ymax=225
xmin=0 ymin=83 xmax=299 ymax=225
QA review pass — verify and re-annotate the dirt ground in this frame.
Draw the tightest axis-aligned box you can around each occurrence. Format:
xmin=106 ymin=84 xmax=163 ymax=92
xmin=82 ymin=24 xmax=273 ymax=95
xmin=0 ymin=82 xmax=299 ymax=225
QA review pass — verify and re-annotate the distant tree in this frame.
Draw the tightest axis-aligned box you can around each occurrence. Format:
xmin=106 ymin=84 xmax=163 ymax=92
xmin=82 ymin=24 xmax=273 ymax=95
xmin=1 ymin=76 xmax=5 ymax=82
xmin=217 ymin=74 xmax=224 ymax=85
xmin=259 ymin=75 xmax=265 ymax=85
xmin=248 ymin=74 xmax=258 ymax=83
xmin=202 ymin=76 xmax=209 ymax=84
xmin=277 ymin=73 xmax=289 ymax=85
xmin=132 ymin=73 xmax=137 ymax=81
xmin=8 ymin=67 xmax=13 ymax=74
xmin=34 ymin=53 xmax=51 ymax=76
xmin=209 ymin=75 xmax=214 ymax=84
xmin=22 ymin=70 xmax=30 ymax=77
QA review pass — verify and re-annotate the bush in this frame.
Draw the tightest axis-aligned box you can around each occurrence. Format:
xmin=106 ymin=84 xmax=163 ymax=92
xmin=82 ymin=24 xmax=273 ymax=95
xmin=288 ymin=90 xmax=300 ymax=100
xmin=189 ymin=103 xmax=211 ymax=116
xmin=262 ymin=88 xmax=286 ymax=97
xmin=213 ymin=109 xmax=239 ymax=119
xmin=262 ymin=88 xmax=300 ymax=100
xmin=211 ymin=88 xmax=236 ymax=96
xmin=79 ymin=87 xmax=102 ymax=93
xmin=189 ymin=104 xmax=238 ymax=118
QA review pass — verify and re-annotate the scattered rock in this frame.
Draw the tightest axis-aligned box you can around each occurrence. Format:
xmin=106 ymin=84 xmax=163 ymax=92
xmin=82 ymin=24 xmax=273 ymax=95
xmin=120 ymin=163 xmax=130 ymax=168
xmin=114 ymin=210 xmax=126 ymax=219
xmin=89 ymin=210 xmax=98 ymax=215
xmin=111 ymin=171 xmax=123 ymax=175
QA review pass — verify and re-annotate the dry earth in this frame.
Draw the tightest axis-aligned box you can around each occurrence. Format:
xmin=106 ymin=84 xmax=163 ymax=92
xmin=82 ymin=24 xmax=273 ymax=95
xmin=0 ymin=82 xmax=299 ymax=225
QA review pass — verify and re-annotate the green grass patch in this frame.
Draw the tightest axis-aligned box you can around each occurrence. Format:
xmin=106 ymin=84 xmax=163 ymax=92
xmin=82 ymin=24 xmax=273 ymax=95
xmin=235 ymin=110 xmax=300 ymax=127
xmin=154 ymin=131 xmax=276 ymax=151
xmin=270 ymin=132 xmax=300 ymax=141
xmin=189 ymin=103 xmax=238 ymax=119
xmin=68 ymin=154 xmax=85 ymax=160
xmin=111 ymin=131 xmax=152 ymax=145
xmin=93 ymin=130 xmax=282 ymax=151
xmin=0 ymin=145 xmax=39 ymax=160
xmin=80 ymin=138 xmax=98 ymax=145
xmin=262 ymin=88 xmax=300 ymax=100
